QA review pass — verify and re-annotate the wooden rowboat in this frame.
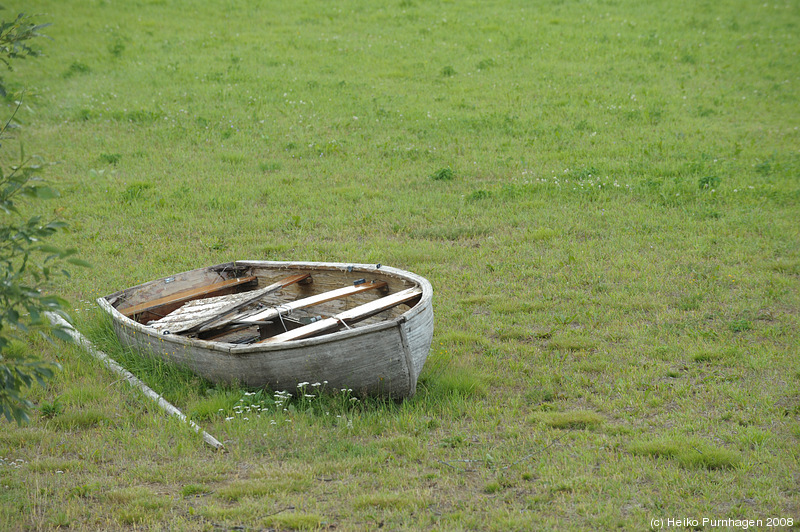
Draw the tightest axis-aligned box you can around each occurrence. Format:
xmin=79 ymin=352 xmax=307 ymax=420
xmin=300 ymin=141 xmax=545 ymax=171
xmin=97 ymin=261 xmax=434 ymax=398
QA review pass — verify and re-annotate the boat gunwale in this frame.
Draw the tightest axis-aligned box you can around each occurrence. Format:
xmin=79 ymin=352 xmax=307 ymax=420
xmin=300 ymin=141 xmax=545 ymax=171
xmin=98 ymin=260 xmax=433 ymax=354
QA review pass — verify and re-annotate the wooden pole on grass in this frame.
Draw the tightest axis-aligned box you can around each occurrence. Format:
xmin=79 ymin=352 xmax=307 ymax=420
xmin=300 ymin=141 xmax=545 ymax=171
xmin=46 ymin=312 xmax=225 ymax=451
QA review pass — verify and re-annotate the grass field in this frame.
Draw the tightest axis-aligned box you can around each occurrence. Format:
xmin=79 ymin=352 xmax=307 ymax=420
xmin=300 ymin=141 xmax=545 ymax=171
xmin=2 ymin=0 xmax=799 ymax=530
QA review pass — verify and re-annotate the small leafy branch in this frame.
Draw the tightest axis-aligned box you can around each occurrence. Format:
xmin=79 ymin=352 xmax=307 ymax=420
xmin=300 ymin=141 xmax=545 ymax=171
xmin=0 ymin=104 xmax=85 ymax=424
xmin=0 ymin=13 xmax=85 ymax=425
xmin=0 ymin=12 xmax=51 ymax=97
xmin=0 ymin=349 xmax=59 ymax=425
xmin=0 ymin=110 xmax=84 ymax=335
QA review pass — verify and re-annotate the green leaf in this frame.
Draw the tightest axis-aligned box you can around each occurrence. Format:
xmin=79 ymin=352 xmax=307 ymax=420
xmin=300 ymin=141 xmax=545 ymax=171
xmin=34 ymin=186 xmax=60 ymax=199
xmin=48 ymin=327 xmax=73 ymax=343
xmin=67 ymin=258 xmax=91 ymax=268
xmin=40 ymin=295 xmax=69 ymax=309
xmin=37 ymin=244 xmax=63 ymax=254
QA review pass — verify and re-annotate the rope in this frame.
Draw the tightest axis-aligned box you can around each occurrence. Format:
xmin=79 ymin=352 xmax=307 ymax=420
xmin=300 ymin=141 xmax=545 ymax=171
xmin=274 ymin=305 xmax=292 ymax=332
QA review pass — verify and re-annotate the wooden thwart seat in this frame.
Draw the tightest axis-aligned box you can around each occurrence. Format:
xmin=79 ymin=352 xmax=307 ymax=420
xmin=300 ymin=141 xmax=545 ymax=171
xmin=234 ymin=281 xmax=387 ymax=326
xmin=258 ymin=286 xmax=422 ymax=344
xmin=120 ymin=276 xmax=258 ymax=318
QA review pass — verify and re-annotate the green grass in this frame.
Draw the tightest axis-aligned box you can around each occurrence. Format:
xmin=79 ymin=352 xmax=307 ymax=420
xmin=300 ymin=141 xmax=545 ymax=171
xmin=531 ymin=410 xmax=605 ymax=430
xmin=2 ymin=0 xmax=799 ymax=529
xmin=630 ymin=437 xmax=741 ymax=470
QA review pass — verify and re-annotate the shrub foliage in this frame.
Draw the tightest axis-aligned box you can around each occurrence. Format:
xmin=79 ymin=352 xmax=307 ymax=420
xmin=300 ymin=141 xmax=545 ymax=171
xmin=0 ymin=13 xmax=84 ymax=424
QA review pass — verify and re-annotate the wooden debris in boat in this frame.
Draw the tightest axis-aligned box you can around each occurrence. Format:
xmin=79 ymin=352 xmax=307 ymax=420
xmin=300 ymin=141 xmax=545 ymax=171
xmin=186 ymin=273 xmax=311 ymax=334
xmin=147 ymin=290 xmax=262 ymax=333
xmin=119 ymin=276 xmax=258 ymax=319
xmin=259 ymin=286 xmax=423 ymax=344
xmin=147 ymin=273 xmax=309 ymax=334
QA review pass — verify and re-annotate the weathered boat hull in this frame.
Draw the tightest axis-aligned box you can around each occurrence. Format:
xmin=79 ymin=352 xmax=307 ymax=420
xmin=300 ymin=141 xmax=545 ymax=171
xmin=98 ymin=261 xmax=434 ymax=398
